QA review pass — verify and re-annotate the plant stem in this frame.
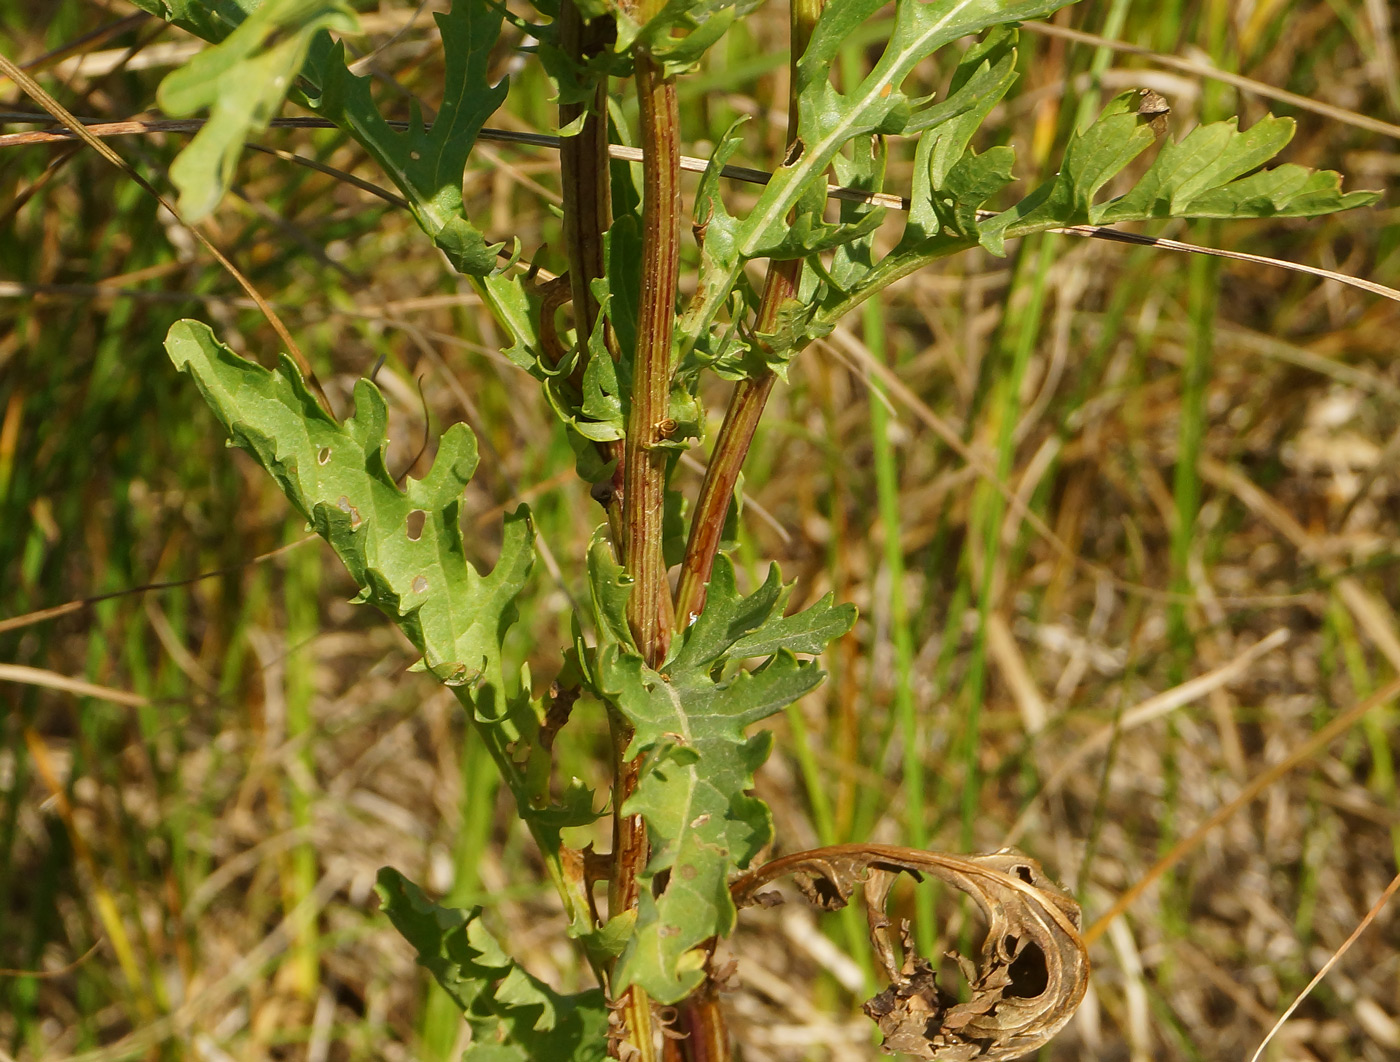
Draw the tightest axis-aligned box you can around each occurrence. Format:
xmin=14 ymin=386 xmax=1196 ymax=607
xmin=557 ymin=1 xmax=639 ymax=947
xmin=610 ymin=33 xmax=682 ymax=1062
xmin=559 ymin=2 xmax=610 ymax=342
xmin=664 ymin=980 xmax=728 ymax=1062
xmin=674 ymin=0 xmax=821 ymax=624
xmin=623 ymin=51 xmax=679 ymax=667
xmin=671 ymin=5 xmax=822 ymax=1058
xmin=672 ymin=323 xmax=779 ymax=627
xmin=558 ymin=0 xmax=627 ymax=542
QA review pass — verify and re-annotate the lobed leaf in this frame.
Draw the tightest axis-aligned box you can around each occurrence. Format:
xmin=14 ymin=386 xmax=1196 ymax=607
xmin=825 ymin=134 xmax=888 ymax=293
xmin=378 ymin=868 xmax=609 ymax=1061
xmin=125 ymin=0 xmax=260 ymax=48
xmin=588 ymin=548 xmax=855 ymax=1001
xmin=617 ymin=0 xmax=762 ymax=73
xmin=977 ymin=91 xmax=1157 ymax=254
xmin=738 ymin=0 xmax=1074 ymax=259
xmin=981 ymin=92 xmax=1382 ymax=253
xmin=156 ymin=0 xmax=358 ymax=220
xmin=678 ymin=0 xmax=1075 ymax=361
xmin=677 ymin=122 xmax=751 ymax=364
xmin=897 ymin=25 xmax=1019 ymax=251
xmin=300 ymin=0 xmax=511 ymax=275
xmin=166 ymin=319 xmax=528 ymax=694
xmin=1093 ymin=113 xmax=1296 ymax=223
xmin=1100 ymin=141 xmax=1381 ymax=223
xmin=164 ymin=321 xmax=605 ymax=859
xmin=142 ymin=0 xmax=513 ymax=275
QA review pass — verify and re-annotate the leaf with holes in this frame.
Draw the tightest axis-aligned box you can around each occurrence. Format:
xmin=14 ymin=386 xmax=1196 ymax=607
xmin=166 ymin=319 xmax=529 ymax=694
xmin=165 ymin=320 xmax=605 ymax=850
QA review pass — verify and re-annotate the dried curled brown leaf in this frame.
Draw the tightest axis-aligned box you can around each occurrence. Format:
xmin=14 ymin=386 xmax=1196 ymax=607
xmin=731 ymin=844 xmax=1089 ymax=1061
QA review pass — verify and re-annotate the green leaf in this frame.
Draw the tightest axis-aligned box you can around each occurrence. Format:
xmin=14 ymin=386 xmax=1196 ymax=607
xmin=1094 ymin=114 xmax=1380 ymax=222
xmin=300 ymin=0 xmax=510 ymax=275
xmin=615 ymin=0 xmax=762 ymax=74
xmin=825 ymin=130 xmax=888 ymax=292
xmin=125 ymin=0 xmax=259 ymax=45
xmin=677 ymin=121 xmax=748 ymax=360
xmin=579 ymin=338 xmax=626 ymax=439
xmin=981 ymin=94 xmax=1382 ymax=253
xmin=480 ymin=274 xmax=546 ymax=373
xmin=166 ymin=319 xmax=530 ymax=694
xmin=587 ymin=531 xmax=637 ymax=655
xmin=977 ymin=91 xmax=1157 ymax=254
xmin=166 ymin=318 xmax=600 ymax=862
xmin=916 ymin=25 xmax=1019 ymax=194
xmin=589 ymin=554 xmax=855 ymax=1002
xmin=1177 ymin=164 xmax=1378 ymax=218
xmin=156 ymin=0 xmax=358 ymax=220
xmin=573 ymin=910 xmax=636 ymax=966
xmin=600 ymin=212 xmax=643 ymax=377
xmin=737 ymin=0 xmax=1074 ymax=258
xmin=141 ymin=0 xmax=511 ymax=274
xmin=727 ymin=589 xmax=858 ymax=659
xmin=676 ymin=0 xmax=1076 ymax=351
xmin=377 ymin=868 xmax=608 ymax=1061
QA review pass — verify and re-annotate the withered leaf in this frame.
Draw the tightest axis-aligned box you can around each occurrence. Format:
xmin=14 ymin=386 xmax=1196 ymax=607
xmin=1136 ymin=88 xmax=1171 ymax=137
xmin=731 ymin=844 xmax=1089 ymax=1061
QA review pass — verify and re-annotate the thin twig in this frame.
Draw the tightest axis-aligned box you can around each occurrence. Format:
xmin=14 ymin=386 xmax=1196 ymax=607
xmin=1020 ymin=20 xmax=1400 ymax=142
xmin=0 ymin=537 xmax=315 ymax=635
xmin=6 ymin=113 xmax=1396 ymax=305
xmin=0 ymin=73 xmax=337 ymax=415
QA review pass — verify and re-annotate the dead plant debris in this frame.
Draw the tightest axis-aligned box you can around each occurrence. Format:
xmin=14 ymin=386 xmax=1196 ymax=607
xmin=733 ymin=845 xmax=1090 ymax=1060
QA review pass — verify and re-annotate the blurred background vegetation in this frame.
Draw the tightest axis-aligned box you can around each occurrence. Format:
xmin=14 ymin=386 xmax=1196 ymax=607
xmin=2 ymin=0 xmax=1399 ymax=1058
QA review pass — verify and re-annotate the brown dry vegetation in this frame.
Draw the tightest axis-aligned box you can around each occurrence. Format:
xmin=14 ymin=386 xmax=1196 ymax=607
xmin=2 ymin=1 xmax=1400 ymax=1060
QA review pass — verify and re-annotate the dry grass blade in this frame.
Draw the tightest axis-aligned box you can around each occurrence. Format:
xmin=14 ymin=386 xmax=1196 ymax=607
xmin=0 ymin=663 xmax=150 ymax=706
xmin=1084 ymin=675 xmax=1400 ymax=947
xmin=1247 ymin=870 xmax=1400 ymax=1062
xmin=732 ymin=844 xmax=1089 ymax=1060
xmin=48 ymin=870 xmax=349 ymax=1062
xmin=1005 ymin=629 xmax=1291 ymax=846
xmin=1021 ymin=21 xmax=1400 ymax=142
xmin=0 ymin=57 xmax=333 ymax=413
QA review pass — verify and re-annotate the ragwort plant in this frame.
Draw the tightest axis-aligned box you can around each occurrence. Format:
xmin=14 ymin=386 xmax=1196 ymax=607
xmin=129 ymin=0 xmax=1377 ymax=1056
